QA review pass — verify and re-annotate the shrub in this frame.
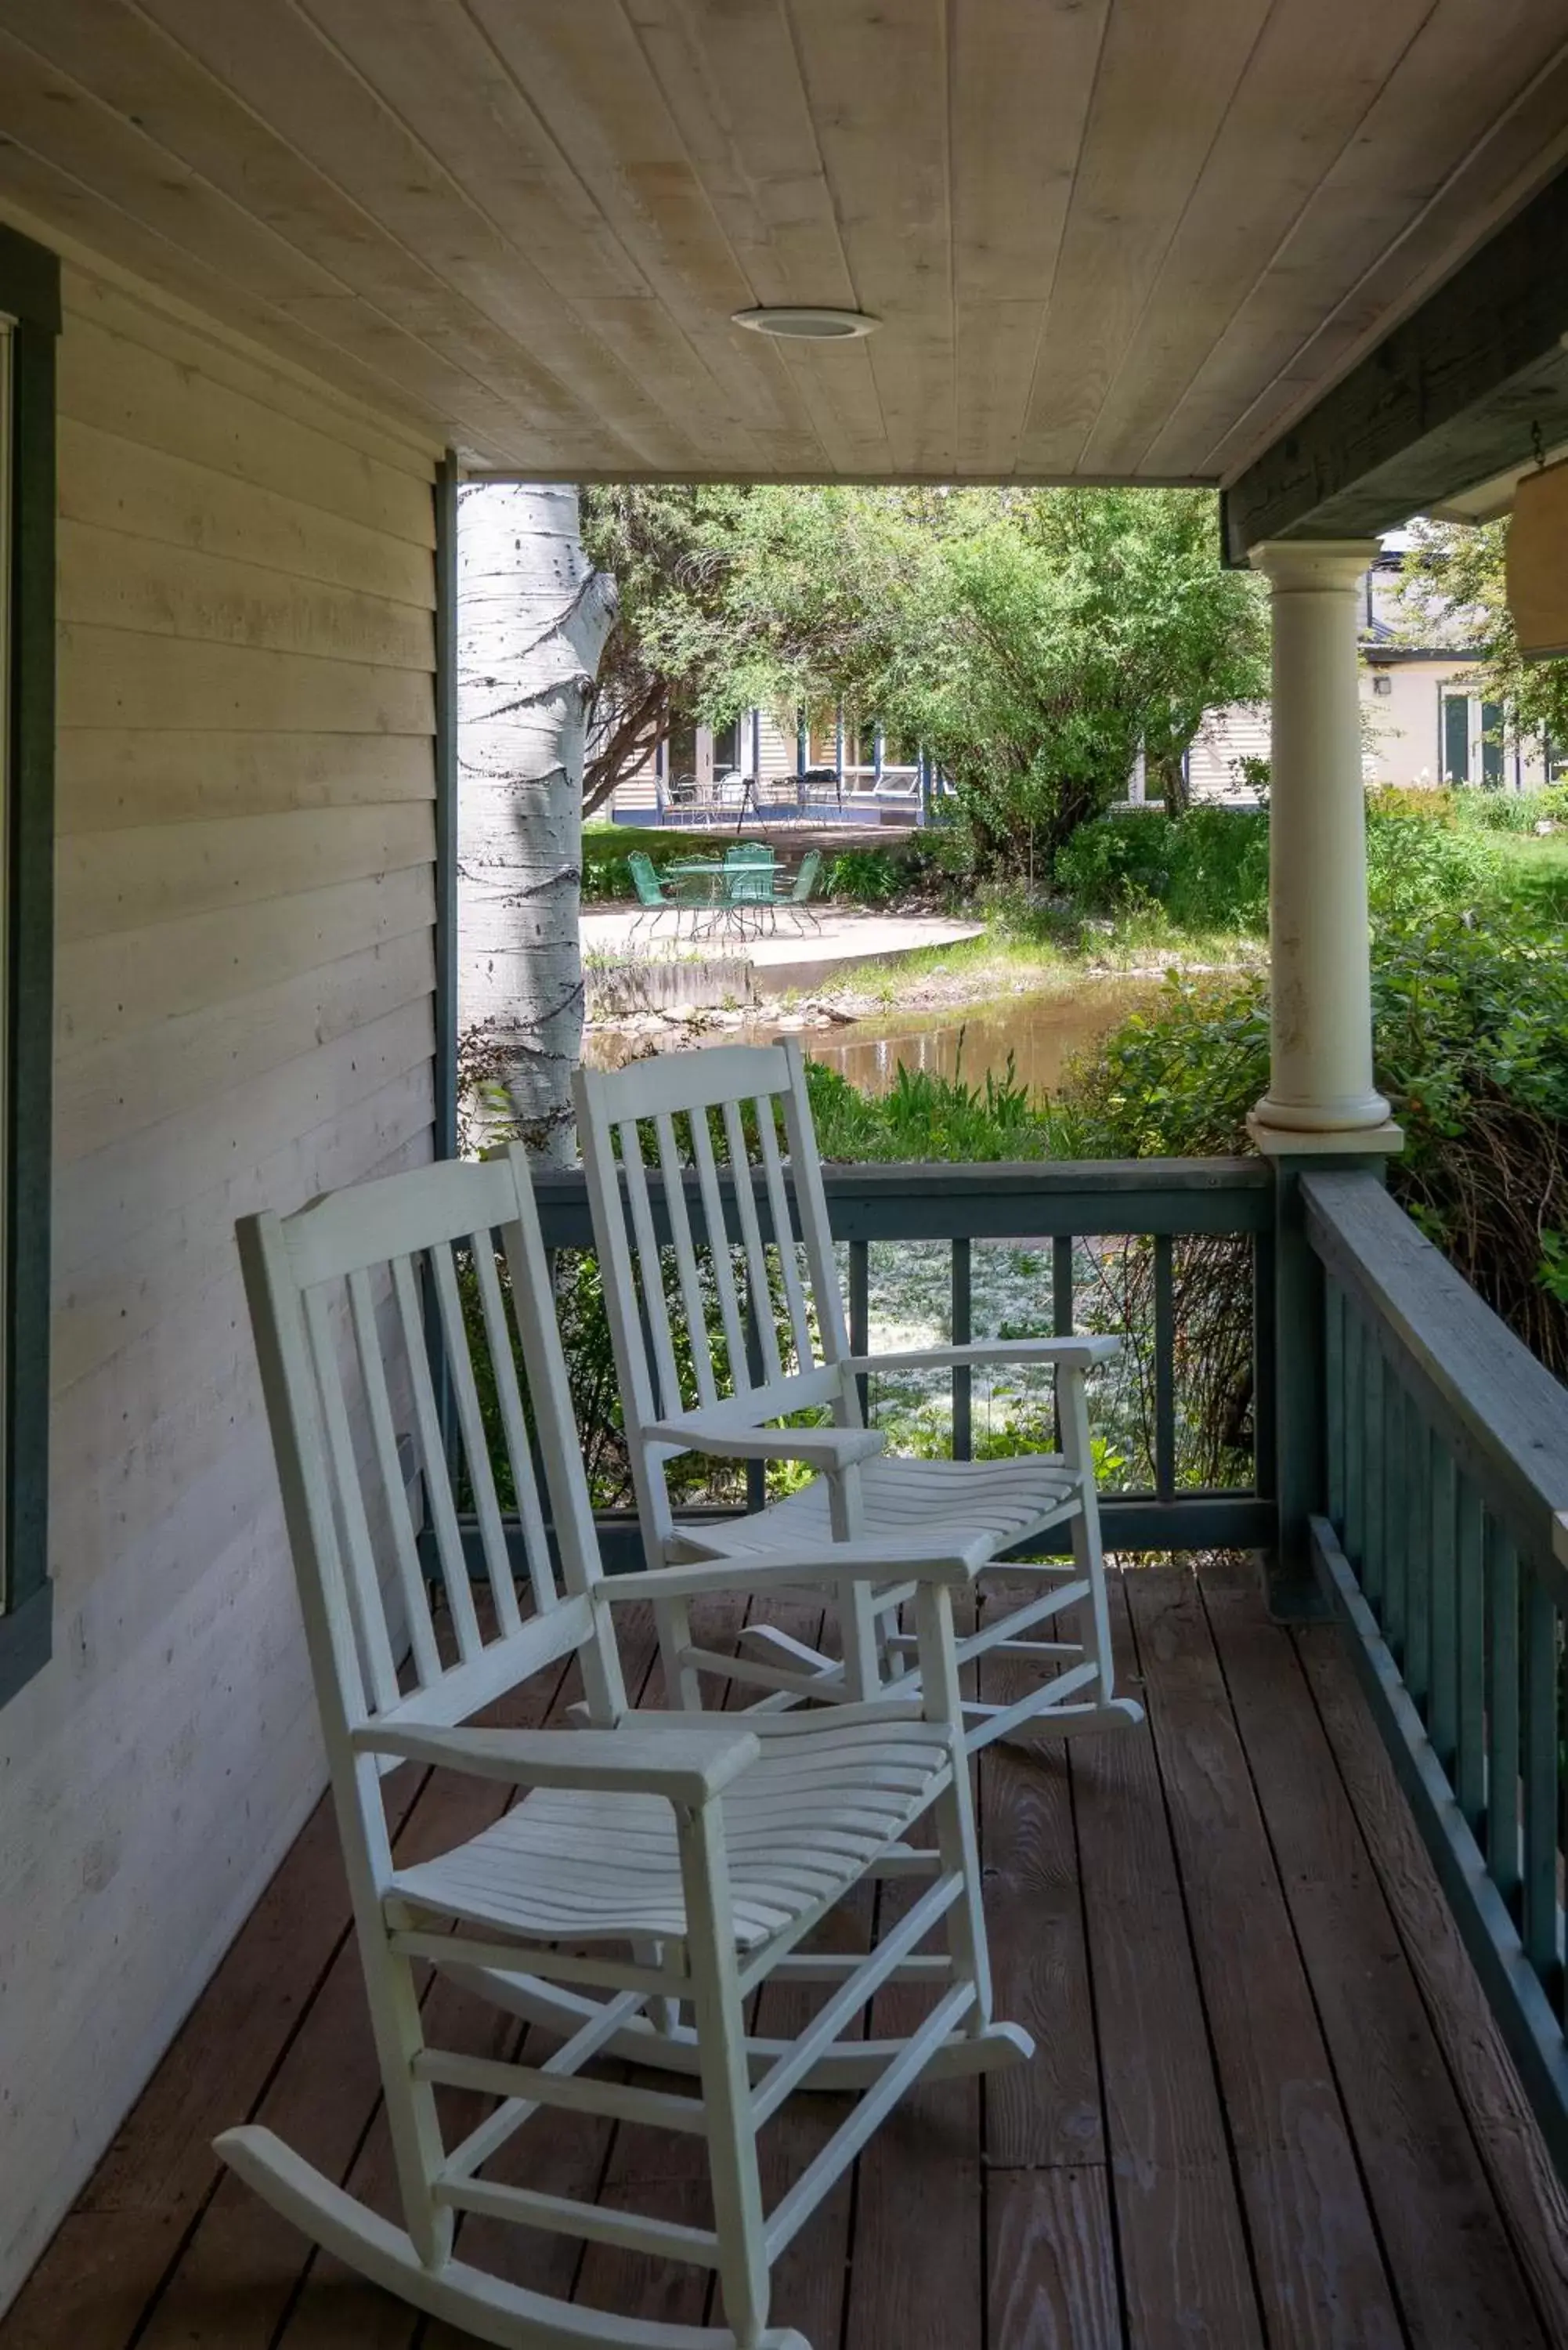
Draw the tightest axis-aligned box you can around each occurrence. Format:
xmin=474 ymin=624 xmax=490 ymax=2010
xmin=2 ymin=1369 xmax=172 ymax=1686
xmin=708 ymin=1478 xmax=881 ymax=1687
xmin=1452 ymin=785 xmax=1555 ymax=833
xmin=1364 ymin=801 xmax=1496 ymax=920
xmin=825 ymin=845 xmax=904 ymax=905
xmin=1053 ymin=805 xmax=1269 ymax=928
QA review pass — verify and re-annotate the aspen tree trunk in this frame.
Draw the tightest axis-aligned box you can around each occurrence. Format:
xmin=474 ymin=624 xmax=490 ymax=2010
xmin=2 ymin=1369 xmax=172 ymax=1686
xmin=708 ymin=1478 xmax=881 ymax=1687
xmin=457 ymin=482 xmax=617 ymax=1162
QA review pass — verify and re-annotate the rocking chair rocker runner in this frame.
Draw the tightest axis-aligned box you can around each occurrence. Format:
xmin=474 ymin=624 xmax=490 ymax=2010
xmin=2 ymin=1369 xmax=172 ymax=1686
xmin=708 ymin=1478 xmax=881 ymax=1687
xmin=219 ymin=1146 xmax=1030 ymax=2350
xmin=573 ymin=1039 xmax=1143 ymax=1754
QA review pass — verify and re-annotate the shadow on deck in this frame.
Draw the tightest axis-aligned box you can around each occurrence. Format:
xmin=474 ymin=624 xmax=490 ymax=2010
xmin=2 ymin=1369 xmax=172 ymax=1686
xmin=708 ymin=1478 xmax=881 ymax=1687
xmin=6 ymin=1563 xmax=1567 ymax=2350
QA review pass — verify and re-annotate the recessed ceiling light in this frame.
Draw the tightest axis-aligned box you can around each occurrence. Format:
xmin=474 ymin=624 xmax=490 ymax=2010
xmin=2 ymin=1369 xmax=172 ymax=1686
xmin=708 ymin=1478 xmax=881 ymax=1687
xmin=731 ymin=306 xmax=880 ymax=341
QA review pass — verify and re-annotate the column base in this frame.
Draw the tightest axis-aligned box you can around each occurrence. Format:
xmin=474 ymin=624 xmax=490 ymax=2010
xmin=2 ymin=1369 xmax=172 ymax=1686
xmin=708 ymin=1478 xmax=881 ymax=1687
xmin=1248 ymin=1112 xmax=1403 ymax=1157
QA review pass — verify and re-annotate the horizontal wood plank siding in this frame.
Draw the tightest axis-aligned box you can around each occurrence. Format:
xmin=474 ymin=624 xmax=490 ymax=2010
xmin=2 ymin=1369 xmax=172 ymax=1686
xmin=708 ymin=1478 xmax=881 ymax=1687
xmin=0 ymin=254 xmax=438 ymax=2316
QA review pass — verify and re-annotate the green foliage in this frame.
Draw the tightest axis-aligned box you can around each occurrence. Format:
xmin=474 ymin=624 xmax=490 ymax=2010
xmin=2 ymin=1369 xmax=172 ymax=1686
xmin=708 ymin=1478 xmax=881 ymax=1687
xmin=1053 ymin=806 xmax=1270 ymax=928
xmin=805 ymin=1054 xmax=1057 ymax=1164
xmin=582 ymin=483 xmax=1269 ymax=867
xmin=824 ymin=846 xmax=903 ymax=906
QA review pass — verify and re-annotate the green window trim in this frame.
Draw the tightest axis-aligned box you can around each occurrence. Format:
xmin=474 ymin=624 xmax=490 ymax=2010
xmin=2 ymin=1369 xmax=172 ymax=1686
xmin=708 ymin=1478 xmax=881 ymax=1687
xmin=0 ymin=223 xmax=57 ymax=1708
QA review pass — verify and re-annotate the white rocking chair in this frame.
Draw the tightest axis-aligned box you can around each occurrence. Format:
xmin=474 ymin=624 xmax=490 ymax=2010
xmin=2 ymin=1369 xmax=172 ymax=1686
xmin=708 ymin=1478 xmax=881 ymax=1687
xmin=219 ymin=1145 xmax=1031 ymax=2350
xmin=573 ymin=1040 xmax=1143 ymax=1754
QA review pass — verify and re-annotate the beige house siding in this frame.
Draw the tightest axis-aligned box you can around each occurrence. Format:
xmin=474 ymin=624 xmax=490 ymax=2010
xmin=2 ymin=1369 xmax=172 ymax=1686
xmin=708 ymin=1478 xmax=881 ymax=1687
xmin=0 ymin=255 xmax=439 ymax=2308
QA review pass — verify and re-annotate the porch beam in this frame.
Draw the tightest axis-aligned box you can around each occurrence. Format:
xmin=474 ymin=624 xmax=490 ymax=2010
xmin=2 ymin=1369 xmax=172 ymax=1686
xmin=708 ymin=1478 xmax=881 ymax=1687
xmin=1221 ymin=165 xmax=1568 ymax=561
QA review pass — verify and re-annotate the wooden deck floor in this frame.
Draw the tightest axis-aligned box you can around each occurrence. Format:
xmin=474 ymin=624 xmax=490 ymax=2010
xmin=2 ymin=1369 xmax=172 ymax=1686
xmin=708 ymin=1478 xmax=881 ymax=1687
xmin=7 ymin=1562 xmax=1568 ymax=2350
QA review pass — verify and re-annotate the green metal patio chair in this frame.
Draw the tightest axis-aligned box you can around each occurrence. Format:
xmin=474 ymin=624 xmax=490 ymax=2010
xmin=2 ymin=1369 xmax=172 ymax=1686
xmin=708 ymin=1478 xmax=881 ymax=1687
xmin=723 ymin=842 xmax=776 ymax=937
xmin=627 ymin=848 xmax=677 ymax=940
xmin=773 ymin=848 xmax=824 ymax=934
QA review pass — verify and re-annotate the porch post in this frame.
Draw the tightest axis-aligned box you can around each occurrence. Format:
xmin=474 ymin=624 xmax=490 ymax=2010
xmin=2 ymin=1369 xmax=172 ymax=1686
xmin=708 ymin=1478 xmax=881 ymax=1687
xmin=1249 ymin=539 xmax=1389 ymax=1139
xmin=1248 ymin=538 xmax=1400 ymax=1621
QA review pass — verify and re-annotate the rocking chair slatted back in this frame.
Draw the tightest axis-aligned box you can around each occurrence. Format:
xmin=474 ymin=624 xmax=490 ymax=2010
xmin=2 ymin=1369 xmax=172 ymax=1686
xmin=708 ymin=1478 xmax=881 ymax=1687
xmin=575 ymin=1039 xmax=855 ymax=1553
xmin=237 ymin=1148 xmax=626 ymax=1755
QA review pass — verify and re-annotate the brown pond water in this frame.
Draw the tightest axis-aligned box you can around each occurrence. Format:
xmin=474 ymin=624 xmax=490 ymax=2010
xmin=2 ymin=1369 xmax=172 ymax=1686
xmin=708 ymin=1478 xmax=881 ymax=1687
xmin=587 ymin=975 xmax=1162 ymax=1095
xmin=797 ymin=978 xmax=1160 ymax=1097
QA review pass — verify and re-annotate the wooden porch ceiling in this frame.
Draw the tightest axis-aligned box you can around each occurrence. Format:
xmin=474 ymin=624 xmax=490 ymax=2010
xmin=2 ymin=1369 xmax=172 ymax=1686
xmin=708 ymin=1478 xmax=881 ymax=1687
xmin=2 ymin=4 xmax=1568 ymax=484
xmin=5 ymin=1564 xmax=1566 ymax=2350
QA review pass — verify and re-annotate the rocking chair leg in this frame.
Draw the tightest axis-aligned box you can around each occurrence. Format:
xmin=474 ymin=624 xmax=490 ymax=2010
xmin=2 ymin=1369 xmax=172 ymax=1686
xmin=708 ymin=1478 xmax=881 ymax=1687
xmin=655 ymin=1594 xmax=703 ymax=1712
xmin=361 ymin=1919 xmax=453 ymax=2268
xmin=1060 ymin=1368 xmax=1117 ymax=1704
xmin=679 ymin=1804 xmax=771 ymax=2349
xmin=916 ymin=1583 xmax=992 ymax=2033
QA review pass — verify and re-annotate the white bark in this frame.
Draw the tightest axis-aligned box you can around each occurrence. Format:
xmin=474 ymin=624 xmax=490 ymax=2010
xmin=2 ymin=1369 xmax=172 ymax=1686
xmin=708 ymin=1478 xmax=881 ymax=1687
xmin=457 ymin=482 xmax=617 ymax=1163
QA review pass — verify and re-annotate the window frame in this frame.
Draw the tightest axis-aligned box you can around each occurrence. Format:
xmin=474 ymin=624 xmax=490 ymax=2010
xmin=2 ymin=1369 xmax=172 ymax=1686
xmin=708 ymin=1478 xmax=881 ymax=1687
xmin=0 ymin=223 xmax=58 ymax=1708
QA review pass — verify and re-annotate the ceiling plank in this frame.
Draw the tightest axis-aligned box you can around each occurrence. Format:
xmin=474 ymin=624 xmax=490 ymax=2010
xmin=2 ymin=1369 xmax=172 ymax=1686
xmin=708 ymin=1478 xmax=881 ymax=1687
xmin=1152 ymin=2 xmax=1568 ymax=478
xmin=1220 ymin=163 xmax=1568 ymax=556
xmin=787 ymin=0 xmax=954 ymax=475
xmin=131 ymin=0 xmax=714 ymax=469
xmin=1078 ymin=0 xmax=1436 ymax=476
xmin=0 ymin=6 xmax=636 ymax=468
xmin=621 ymin=0 xmax=887 ymax=474
xmin=1016 ymin=0 xmax=1273 ymax=475
xmin=948 ymin=0 xmax=1111 ymax=475
xmin=460 ymin=0 xmax=832 ymax=472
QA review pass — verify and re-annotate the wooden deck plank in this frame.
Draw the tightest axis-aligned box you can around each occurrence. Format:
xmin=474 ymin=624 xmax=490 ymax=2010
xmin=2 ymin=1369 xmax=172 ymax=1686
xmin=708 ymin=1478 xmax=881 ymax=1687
xmin=0 ymin=1775 xmax=420 ymax=2350
xmin=12 ymin=1564 xmax=1568 ymax=2350
xmin=844 ymin=1592 xmax=984 ymax=2350
xmin=1125 ymin=1569 xmax=1405 ymax=2349
xmin=1203 ymin=1569 xmax=1550 ymax=2350
xmin=1075 ymin=1575 xmax=1263 ymax=2348
xmin=987 ymin=2166 xmax=1121 ymax=2350
xmin=977 ymin=1578 xmax=1103 ymax=2168
xmin=1297 ymin=1618 xmax=1568 ymax=2345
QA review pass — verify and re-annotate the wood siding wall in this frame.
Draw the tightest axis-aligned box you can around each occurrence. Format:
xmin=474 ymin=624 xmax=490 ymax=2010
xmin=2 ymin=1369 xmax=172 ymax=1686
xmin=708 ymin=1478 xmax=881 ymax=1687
xmin=0 ymin=259 xmax=438 ymax=2309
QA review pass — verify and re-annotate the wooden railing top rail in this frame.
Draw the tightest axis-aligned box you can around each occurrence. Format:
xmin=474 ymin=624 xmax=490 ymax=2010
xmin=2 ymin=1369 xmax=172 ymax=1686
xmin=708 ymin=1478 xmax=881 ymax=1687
xmin=532 ymin=1155 xmax=1271 ymax=1250
xmin=1304 ymin=1168 xmax=1568 ymax=1578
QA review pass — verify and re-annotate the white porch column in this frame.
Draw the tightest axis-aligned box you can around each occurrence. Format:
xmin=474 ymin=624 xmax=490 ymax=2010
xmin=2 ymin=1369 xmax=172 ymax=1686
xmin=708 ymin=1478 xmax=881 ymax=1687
xmin=1250 ymin=539 xmax=1392 ymax=1140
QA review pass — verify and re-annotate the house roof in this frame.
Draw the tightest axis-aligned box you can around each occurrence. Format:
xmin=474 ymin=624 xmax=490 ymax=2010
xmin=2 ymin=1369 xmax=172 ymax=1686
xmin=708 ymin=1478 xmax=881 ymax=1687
xmin=2 ymin=3 xmax=1568 ymax=490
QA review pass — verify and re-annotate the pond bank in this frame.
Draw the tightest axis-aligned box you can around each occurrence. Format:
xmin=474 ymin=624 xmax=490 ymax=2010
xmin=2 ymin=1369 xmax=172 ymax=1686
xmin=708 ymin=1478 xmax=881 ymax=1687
xmin=583 ymin=920 xmax=1263 ymax=1090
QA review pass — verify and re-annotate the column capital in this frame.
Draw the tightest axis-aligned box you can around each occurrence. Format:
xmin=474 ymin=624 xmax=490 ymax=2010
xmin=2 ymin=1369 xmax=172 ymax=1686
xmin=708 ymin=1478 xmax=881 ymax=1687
xmin=1247 ymin=537 xmax=1380 ymax=591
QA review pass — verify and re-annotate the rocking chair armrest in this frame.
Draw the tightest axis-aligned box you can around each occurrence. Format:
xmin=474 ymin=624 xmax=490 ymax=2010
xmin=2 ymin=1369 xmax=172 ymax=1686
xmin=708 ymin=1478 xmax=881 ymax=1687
xmin=645 ymin=1417 xmax=886 ymax=1470
xmin=842 ymin=1336 xmax=1121 ymax=1376
xmin=600 ymin=1533 xmax=989 ymax=1603
xmin=350 ymin=1720 xmax=761 ymax=1806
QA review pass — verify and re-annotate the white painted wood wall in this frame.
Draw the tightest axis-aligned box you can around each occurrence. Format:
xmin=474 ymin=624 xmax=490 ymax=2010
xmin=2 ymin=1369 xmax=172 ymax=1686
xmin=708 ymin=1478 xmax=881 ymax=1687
xmin=0 ymin=251 xmax=439 ymax=2311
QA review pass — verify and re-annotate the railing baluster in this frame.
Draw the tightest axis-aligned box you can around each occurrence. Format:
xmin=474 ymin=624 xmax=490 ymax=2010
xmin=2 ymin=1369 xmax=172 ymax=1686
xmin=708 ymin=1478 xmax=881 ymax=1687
xmin=1404 ymin=1395 xmax=1431 ymax=1714
xmin=1252 ymin=1224 xmax=1277 ymax=1501
xmin=743 ymin=1296 xmax=766 ymax=1515
xmin=1052 ymin=1235 xmax=1074 ymax=1336
xmin=1520 ymin=1572 xmax=1559 ymax=1996
xmin=847 ymin=1237 xmax=869 ymax=1423
xmin=1362 ymin=1343 xmax=1386 ymax=1610
xmin=1324 ymin=1278 xmax=1346 ymax=1528
xmin=1343 ymin=1299 xmax=1365 ymax=1567
xmin=1382 ymin=1365 xmax=1407 ymax=1663
xmin=1153 ymin=1232 xmax=1176 ymax=1502
xmin=1486 ymin=1522 xmax=1522 ymax=1909
xmin=1052 ymin=1234 xmax=1073 ymax=1453
xmin=951 ymin=1237 xmax=972 ymax=1462
xmin=1455 ymin=1475 xmax=1487 ymax=1837
xmin=1427 ymin=1444 xmax=1458 ymax=1777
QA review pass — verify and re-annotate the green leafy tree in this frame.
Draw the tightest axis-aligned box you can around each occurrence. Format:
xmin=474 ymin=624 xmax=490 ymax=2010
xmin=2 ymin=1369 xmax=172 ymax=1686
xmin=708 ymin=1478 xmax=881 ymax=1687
xmin=583 ymin=483 xmax=1267 ymax=864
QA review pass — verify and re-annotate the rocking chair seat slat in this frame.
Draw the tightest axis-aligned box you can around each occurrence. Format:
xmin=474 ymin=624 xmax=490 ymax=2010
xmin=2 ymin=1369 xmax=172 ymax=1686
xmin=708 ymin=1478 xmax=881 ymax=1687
xmin=680 ymin=1453 xmax=1082 ymax=1564
xmin=387 ymin=1721 xmax=953 ymax=1950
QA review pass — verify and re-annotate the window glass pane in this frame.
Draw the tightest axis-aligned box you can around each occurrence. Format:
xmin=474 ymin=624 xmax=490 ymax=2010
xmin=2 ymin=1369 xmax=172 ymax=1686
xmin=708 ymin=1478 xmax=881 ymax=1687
xmin=1442 ymin=692 xmax=1470 ymax=783
xmin=1481 ymin=700 xmax=1505 ymax=787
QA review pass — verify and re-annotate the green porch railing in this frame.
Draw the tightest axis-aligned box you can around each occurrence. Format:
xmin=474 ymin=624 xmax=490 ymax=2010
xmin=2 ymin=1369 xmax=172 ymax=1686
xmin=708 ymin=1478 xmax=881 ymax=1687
xmin=530 ymin=1155 xmax=1277 ymax=1567
xmin=1305 ymin=1168 xmax=1568 ymax=2178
